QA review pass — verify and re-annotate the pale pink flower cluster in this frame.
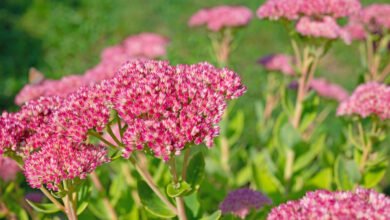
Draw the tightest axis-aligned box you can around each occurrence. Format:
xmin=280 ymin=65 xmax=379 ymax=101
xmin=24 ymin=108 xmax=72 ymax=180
xmin=257 ymin=0 xmax=360 ymax=42
xmin=344 ymin=4 xmax=390 ymax=41
xmin=15 ymin=33 xmax=169 ymax=105
xmin=111 ymin=60 xmax=246 ymax=160
xmin=257 ymin=0 xmax=361 ymax=20
xmin=24 ymin=140 xmax=108 ymax=190
xmin=337 ymin=82 xmax=390 ymax=120
xmin=267 ymin=188 xmax=390 ymax=220
xmin=258 ymin=54 xmax=295 ymax=76
xmin=220 ymin=188 xmax=272 ymax=219
xmin=189 ymin=5 xmax=253 ymax=32
xmin=296 ymin=16 xmax=351 ymax=43
xmin=0 ymin=156 xmax=20 ymax=182
xmin=309 ymin=78 xmax=349 ymax=102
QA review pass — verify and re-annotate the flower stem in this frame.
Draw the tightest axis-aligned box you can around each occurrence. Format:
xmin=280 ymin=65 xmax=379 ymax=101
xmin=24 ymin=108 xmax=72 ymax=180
xmin=90 ymin=172 xmax=118 ymax=220
xmin=129 ymin=156 xmax=178 ymax=214
xmin=62 ymin=181 xmax=78 ymax=220
xmin=39 ymin=187 xmax=65 ymax=211
xmin=168 ymin=157 xmax=187 ymax=220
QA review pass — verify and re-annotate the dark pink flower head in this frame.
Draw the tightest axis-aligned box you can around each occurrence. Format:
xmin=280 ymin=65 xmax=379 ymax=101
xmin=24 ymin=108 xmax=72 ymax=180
xmin=337 ymin=82 xmax=390 ymax=120
xmin=0 ymin=112 xmax=26 ymax=155
xmin=110 ymin=60 xmax=246 ymax=160
xmin=267 ymin=188 xmax=390 ymax=220
xmin=189 ymin=5 xmax=253 ymax=32
xmin=24 ymin=140 xmax=108 ymax=191
xmin=344 ymin=17 xmax=367 ymax=41
xmin=220 ymin=188 xmax=272 ymax=219
xmin=28 ymin=84 xmax=112 ymax=149
xmin=296 ymin=16 xmax=351 ymax=44
xmin=309 ymin=78 xmax=349 ymax=102
xmin=257 ymin=0 xmax=361 ymax=21
xmin=258 ymin=54 xmax=295 ymax=76
xmin=0 ymin=156 xmax=20 ymax=182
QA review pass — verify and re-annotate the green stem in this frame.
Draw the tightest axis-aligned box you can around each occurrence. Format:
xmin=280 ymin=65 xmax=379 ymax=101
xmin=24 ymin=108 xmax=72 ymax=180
xmin=90 ymin=172 xmax=118 ymax=220
xmin=107 ymin=125 xmax=122 ymax=147
xmin=62 ymin=181 xmax=78 ymax=220
xmin=168 ymin=157 xmax=187 ymax=220
xmin=129 ymin=156 xmax=178 ymax=214
xmin=88 ymin=130 xmax=118 ymax=149
xmin=40 ymin=187 xmax=65 ymax=211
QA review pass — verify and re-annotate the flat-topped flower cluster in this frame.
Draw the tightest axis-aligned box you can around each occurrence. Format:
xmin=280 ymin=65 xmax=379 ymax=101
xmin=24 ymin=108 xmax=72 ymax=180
xmin=257 ymin=0 xmax=361 ymax=42
xmin=267 ymin=188 xmax=390 ymax=220
xmin=1 ymin=60 xmax=246 ymax=190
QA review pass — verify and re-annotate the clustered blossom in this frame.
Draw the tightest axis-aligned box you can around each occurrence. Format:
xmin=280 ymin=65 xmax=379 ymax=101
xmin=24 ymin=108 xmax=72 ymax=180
xmin=337 ymin=82 xmax=390 ymax=120
xmin=15 ymin=33 xmax=169 ymax=105
xmin=220 ymin=188 xmax=272 ymax=219
xmin=257 ymin=0 xmax=361 ymax=20
xmin=258 ymin=54 xmax=295 ymax=76
xmin=309 ymin=78 xmax=349 ymax=102
xmin=0 ymin=156 xmax=20 ymax=182
xmin=267 ymin=188 xmax=390 ymax=220
xmin=296 ymin=16 xmax=350 ymax=43
xmin=24 ymin=140 xmax=108 ymax=190
xmin=257 ymin=0 xmax=360 ymax=42
xmin=3 ymin=59 xmax=245 ymax=188
xmin=189 ymin=5 xmax=253 ymax=32
xmin=111 ymin=60 xmax=246 ymax=160
xmin=344 ymin=4 xmax=390 ymax=41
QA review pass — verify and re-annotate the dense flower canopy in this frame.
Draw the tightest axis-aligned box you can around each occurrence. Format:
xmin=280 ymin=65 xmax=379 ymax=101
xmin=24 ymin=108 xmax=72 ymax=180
xmin=111 ymin=60 xmax=246 ymax=160
xmin=189 ymin=5 xmax=253 ymax=31
xmin=337 ymin=82 xmax=390 ymax=120
xmin=220 ymin=188 xmax=272 ymax=219
xmin=267 ymin=188 xmax=390 ymax=220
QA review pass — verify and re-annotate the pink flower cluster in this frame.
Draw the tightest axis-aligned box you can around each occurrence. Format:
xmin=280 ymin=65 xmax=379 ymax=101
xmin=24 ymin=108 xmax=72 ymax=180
xmin=111 ymin=60 xmax=246 ymax=160
xmin=296 ymin=16 xmax=350 ymax=43
xmin=257 ymin=0 xmax=360 ymax=42
xmin=309 ymin=78 xmax=349 ymax=102
xmin=258 ymin=54 xmax=295 ymax=76
xmin=2 ymin=59 xmax=245 ymax=188
xmin=345 ymin=4 xmax=390 ymax=41
xmin=267 ymin=188 xmax=390 ymax=220
xmin=220 ymin=188 xmax=272 ymax=219
xmin=0 ymin=156 xmax=20 ymax=182
xmin=337 ymin=82 xmax=390 ymax=120
xmin=189 ymin=5 xmax=253 ymax=32
xmin=15 ymin=33 xmax=169 ymax=105
xmin=257 ymin=0 xmax=361 ymax=20
xmin=24 ymin=140 xmax=108 ymax=190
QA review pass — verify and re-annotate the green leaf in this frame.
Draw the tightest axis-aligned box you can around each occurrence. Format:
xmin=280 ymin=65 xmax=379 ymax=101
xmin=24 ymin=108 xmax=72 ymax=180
xmin=307 ymin=168 xmax=332 ymax=189
xmin=363 ymin=160 xmax=388 ymax=188
xmin=184 ymin=193 xmax=200 ymax=218
xmin=293 ymin=135 xmax=325 ymax=172
xmin=166 ymin=181 xmax=191 ymax=198
xmin=334 ymin=156 xmax=361 ymax=190
xmin=26 ymin=199 xmax=61 ymax=214
xmin=200 ymin=210 xmax=222 ymax=220
xmin=77 ymin=201 xmax=89 ymax=215
xmin=228 ymin=110 xmax=244 ymax=146
xmin=280 ymin=122 xmax=301 ymax=148
xmin=137 ymin=180 xmax=176 ymax=219
xmin=186 ymin=152 xmax=205 ymax=192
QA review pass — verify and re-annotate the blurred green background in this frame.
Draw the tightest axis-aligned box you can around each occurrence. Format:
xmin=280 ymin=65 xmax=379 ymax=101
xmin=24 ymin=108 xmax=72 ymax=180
xmin=0 ymin=0 xmax=386 ymax=142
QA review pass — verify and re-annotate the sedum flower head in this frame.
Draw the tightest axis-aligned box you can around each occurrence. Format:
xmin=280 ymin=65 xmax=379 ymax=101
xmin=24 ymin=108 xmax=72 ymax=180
xmin=189 ymin=5 xmax=253 ymax=32
xmin=337 ymin=82 xmax=390 ymax=120
xmin=220 ymin=188 xmax=272 ymax=219
xmin=0 ymin=155 xmax=20 ymax=182
xmin=309 ymin=78 xmax=349 ymax=102
xmin=257 ymin=0 xmax=361 ymax=21
xmin=267 ymin=188 xmax=390 ymax=220
xmin=258 ymin=54 xmax=295 ymax=76
xmin=110 ymin=60 xmax=246 ymax=160
xmin=24 ymin=140 xmax=108 ymax=190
